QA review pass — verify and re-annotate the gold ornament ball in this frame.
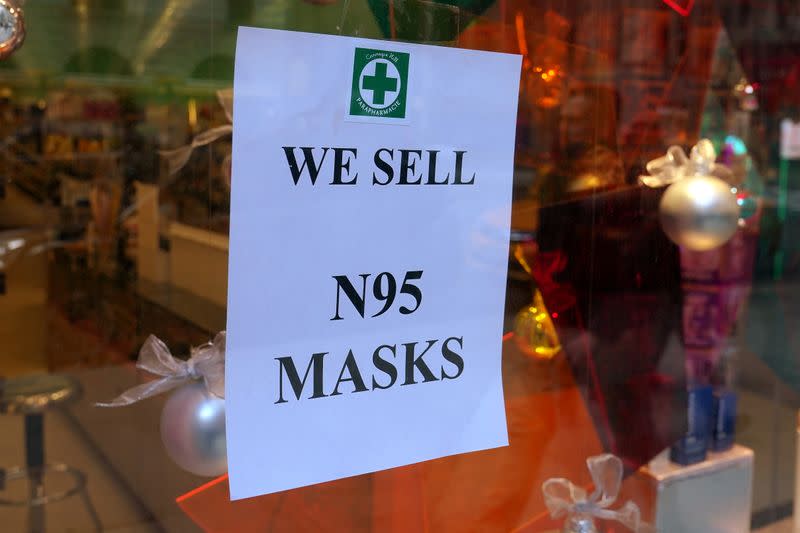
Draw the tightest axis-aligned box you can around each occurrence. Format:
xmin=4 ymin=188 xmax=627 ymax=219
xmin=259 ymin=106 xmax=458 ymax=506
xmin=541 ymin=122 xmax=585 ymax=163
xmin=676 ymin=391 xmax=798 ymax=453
xmin=659 ymin=175 xmax=740 ymax=251
xmin=513 ymin=290 xmax=561 ymax=360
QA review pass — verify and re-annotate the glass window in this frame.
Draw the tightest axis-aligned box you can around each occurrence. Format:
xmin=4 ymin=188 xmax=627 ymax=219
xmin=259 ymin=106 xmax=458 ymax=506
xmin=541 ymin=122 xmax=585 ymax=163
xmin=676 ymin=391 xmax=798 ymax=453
xmin=0 ymin=1 xmax=798 ymax=531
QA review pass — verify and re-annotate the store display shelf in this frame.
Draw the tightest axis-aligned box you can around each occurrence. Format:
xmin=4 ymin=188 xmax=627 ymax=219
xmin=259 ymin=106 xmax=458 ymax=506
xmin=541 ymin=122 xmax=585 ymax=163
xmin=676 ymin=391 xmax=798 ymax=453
xmin=43 ymin=151 xmax=121 ymax=161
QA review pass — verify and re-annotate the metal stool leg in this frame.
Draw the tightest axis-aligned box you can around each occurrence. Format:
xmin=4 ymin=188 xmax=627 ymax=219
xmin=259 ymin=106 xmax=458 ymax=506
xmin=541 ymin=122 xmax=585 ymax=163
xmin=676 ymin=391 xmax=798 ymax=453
xmin=79 ymin=485 xmax=103 ymax=532
xmin=0 ymin=375 xmax=94 ymax=531
xmin=0 ymin=464 xmax=104 ymax=532
xmin=25 ymin=414 xmax=45 ymax=533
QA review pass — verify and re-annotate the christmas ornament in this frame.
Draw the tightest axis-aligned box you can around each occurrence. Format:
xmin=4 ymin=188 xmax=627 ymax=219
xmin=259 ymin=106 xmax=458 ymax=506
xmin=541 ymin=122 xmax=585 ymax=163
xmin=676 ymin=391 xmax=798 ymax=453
xmin=659 ymin=174 xmax=740 ymax=251
xmin=161 ymin=381 xmax=227 ymax=477
xmin=542 ymin=454 xmax=654 ymax=533
xmin=514 ymin=289 xmax=561 ymax=360
xmin=97 ymin=332 xmax=227 ymax=477
xmin=641 ymin=140 xmax=740 ymax=251
xmin=513 ymin=242 xmax=563 ymax=360
xmin=0 ymin=0 xmax=25 ymax=60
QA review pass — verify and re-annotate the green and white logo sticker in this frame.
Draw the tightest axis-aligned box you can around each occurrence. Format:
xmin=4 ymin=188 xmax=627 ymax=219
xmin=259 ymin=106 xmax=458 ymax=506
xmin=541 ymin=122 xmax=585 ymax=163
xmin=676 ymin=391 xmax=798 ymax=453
xmin=349 ymin=47 xmax=409 ymax=120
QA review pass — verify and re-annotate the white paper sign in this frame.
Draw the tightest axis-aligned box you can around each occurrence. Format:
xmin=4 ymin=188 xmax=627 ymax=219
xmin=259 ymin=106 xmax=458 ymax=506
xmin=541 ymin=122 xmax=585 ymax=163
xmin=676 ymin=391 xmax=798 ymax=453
xmin=226 ymin=27 xmax=521 ymax=500
xmin=781 ymin=119 xmax=800 ymax=160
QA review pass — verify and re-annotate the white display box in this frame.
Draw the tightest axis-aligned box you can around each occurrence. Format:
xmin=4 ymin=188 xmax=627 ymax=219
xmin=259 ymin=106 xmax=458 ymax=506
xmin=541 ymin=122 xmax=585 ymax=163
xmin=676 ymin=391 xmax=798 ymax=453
xmin=621 ymin=445 xmax=753 ymax=533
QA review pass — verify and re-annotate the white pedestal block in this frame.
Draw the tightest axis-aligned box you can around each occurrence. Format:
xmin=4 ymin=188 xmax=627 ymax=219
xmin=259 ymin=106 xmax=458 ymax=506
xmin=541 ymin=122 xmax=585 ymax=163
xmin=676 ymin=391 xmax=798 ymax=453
xmin=628 ymin=445 xmax=753 ymax=533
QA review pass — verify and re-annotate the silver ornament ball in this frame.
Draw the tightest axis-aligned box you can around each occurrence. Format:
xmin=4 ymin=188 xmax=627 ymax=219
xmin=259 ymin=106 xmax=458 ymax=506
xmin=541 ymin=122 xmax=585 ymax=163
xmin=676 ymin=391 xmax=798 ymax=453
xmin=561 ymin=515 xmax=598 ymax=533
xmin=659 ymin=174 xmax=740 ymax=251
xmin=160 ymin=381 xmax=227 ymax=477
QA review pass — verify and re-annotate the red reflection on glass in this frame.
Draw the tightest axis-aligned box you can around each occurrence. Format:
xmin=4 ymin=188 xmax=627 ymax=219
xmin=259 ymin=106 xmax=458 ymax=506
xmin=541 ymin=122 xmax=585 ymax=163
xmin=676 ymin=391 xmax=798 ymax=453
xmin=662 ymin=0 xmax=694 ymax=16
xmin=176 ymin=474 xmax=228 ymax=503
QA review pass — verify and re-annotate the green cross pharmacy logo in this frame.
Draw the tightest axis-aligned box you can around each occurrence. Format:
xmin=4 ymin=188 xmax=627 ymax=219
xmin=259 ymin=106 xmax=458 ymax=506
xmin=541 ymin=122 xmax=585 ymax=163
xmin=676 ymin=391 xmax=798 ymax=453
xmin=349 ymin=47 xmax=409 ymax=119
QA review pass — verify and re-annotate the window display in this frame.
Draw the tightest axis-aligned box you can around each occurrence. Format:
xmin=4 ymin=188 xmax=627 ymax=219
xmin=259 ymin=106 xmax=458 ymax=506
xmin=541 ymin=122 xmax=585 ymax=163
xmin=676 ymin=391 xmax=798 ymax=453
xmin=0 ymin=1 xmax=798 ymax=532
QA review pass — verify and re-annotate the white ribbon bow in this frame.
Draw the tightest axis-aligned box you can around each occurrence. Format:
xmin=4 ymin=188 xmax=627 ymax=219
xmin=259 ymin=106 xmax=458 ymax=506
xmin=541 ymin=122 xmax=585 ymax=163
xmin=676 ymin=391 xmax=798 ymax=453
xmin=542 ymin=454 xmax=655 ymax=533
xmin=639 ymin=138 xmax=732 ymax=188
xmin=96 ymin=332 xmax=225 ymax=407
xmin=159 ymin=88 xmax=233 ymax=176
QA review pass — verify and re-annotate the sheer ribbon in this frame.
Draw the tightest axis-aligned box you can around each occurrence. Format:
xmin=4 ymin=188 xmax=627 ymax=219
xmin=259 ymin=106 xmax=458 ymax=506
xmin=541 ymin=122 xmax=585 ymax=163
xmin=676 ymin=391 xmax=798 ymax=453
xmin=96 ymin=332 xmax=225 ymax=407
xmin=639 ymin=139 xmax=732 ymax=187
xmin=159 ymin=88 xmax=233 ymax=176
xmin=542 ymin=454 xmax=655 ymax=532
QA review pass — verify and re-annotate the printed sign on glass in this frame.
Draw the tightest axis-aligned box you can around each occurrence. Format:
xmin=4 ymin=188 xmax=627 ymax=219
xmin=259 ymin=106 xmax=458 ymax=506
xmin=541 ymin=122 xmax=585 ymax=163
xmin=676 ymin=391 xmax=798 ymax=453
xmin=226 ymin=27 xmax=521 ymax=500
